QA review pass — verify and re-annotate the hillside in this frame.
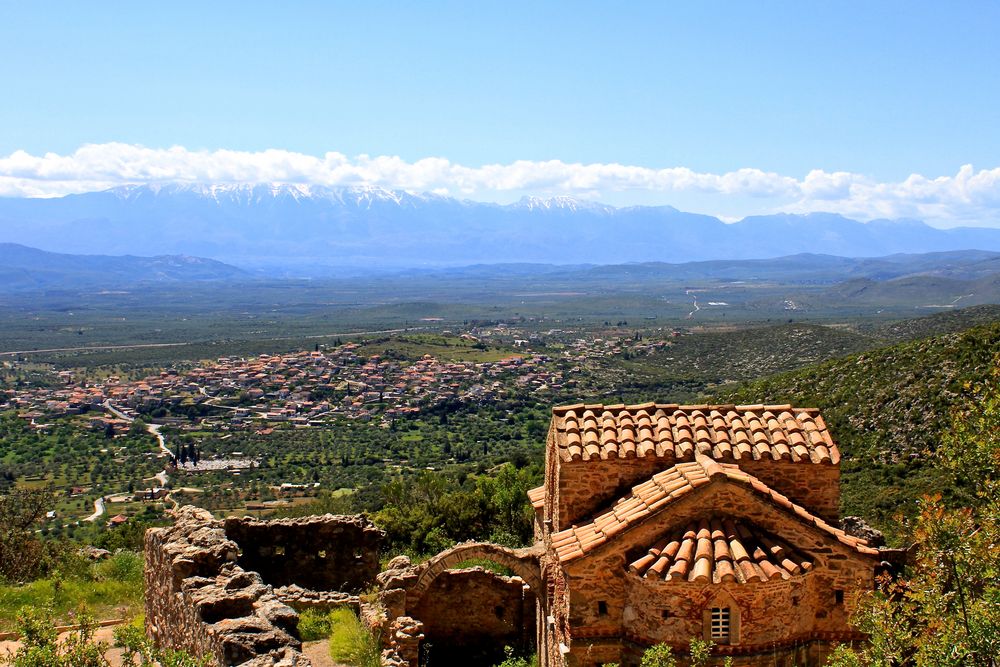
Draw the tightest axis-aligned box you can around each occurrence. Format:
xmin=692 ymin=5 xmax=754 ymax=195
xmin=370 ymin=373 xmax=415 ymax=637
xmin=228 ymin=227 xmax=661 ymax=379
xmin=708 ymin=321 xmax=1000 ymax=537
xmin=0 ymin=243 xmax=246 ymax=291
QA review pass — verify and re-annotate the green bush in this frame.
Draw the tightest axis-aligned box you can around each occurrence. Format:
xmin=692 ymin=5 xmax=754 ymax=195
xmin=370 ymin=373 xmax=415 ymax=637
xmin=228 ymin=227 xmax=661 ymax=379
xmin=296 ymin=608 xmax=332 ymax=641
xmin=95 ymin=551 xmax=143 ymax=584
xmin=494 ymin=646 xmax=538 ymax=667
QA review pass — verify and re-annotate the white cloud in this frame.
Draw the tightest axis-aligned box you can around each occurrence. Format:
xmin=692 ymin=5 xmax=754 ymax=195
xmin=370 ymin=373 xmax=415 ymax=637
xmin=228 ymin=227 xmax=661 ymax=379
xmin=1 ymin=143 xmax=999 ymax=227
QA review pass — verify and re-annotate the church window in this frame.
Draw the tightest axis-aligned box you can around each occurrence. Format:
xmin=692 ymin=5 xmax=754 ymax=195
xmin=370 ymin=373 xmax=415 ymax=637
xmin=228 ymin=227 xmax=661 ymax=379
xmin=710 ymin=607 xmax=731 ymax=643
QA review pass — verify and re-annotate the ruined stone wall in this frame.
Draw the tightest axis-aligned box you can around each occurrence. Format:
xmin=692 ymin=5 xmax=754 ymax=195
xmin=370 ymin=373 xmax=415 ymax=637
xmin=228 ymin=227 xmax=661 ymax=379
xmin=224 ymin=515 xmax=383 ymax=593
xmin=411 ymin=568 xmax=535 ymax=666
xmin=556 ymin=459 xmax=841 ymax=530
xmin=145 ymin=507 xmax=385 ymax=666
xmin=374 ymin=544 xmax=549 ymax=667
xmin=144 ymin=507 xmax=308 ymax=666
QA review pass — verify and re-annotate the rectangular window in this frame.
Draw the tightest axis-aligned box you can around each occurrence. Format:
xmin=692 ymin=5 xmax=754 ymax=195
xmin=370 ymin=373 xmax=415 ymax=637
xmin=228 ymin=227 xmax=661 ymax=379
xmin=597 ymin=601 xmax=608 ymax=616
xmin=710 ymin=607 xmax=730 ymax=643
xmin=835 ymin=590 xmax=845 ymax=605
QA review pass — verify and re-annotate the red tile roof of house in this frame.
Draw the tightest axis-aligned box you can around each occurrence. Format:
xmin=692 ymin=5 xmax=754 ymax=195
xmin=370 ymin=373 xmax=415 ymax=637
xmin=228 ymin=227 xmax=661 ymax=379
xmin=551 ymin=403 xmax=838 ymax=464
xmin=627 ymin=518 xmax=813 ymax=583
xmin=551 ymin=454 xmax=876 ymax=563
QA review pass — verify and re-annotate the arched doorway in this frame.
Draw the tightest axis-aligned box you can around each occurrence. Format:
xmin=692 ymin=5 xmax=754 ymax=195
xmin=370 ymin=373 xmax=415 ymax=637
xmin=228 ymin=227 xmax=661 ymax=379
xmin=406 ymin=542 xmax=544 ymax=667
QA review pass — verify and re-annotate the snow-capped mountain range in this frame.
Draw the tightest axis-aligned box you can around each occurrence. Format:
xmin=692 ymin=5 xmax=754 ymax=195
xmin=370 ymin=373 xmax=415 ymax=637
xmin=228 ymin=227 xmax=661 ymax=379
xmin=2 ymin=183 xmax=1000 ymax=269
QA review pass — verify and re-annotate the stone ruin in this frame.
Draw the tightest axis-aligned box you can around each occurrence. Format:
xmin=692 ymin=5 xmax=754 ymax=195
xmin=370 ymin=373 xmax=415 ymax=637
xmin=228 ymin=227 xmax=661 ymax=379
xmin=368 ymin=542 xmax=546 ymax=667
xmin=146 ymin=507 xmax=542 ymax=667
xmin=145 ymin=507 xmax=384 ymax=666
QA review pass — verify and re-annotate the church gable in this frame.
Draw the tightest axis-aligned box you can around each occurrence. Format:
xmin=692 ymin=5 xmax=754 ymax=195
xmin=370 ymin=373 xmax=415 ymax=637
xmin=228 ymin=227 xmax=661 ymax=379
xmin=551 ymin=454 xmax=876 ymax=568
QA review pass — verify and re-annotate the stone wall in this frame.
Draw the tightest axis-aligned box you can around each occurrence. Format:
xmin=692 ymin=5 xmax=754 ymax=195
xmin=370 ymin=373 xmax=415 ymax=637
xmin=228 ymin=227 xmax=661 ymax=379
xmin=373 ymin=544 xmax=547 ymax=667
xmin=144 ymin=507 xmax=309 ymax=666
xmin=737 ymin=460 xmax=840 ymax=523
xmin=224 ymin=514 xmax=383 ymax=593
xmin=411 ymin=568 xmax=535 ymax=666
xmin=145 ymin=506 xmax=385 ymax=666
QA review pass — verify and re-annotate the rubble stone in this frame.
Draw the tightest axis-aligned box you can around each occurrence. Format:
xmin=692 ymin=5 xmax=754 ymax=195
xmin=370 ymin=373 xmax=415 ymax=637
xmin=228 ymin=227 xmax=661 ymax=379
xmin=145 ymin=506 xmax=384 ymax=666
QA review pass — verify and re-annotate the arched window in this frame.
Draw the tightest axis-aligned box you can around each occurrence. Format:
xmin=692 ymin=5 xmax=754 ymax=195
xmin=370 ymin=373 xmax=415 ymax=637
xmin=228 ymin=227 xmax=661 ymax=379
xmin=702 ymin=593 xmax=740 ymax=645
xmin=709 ymin=607 xmax=730 ymax=642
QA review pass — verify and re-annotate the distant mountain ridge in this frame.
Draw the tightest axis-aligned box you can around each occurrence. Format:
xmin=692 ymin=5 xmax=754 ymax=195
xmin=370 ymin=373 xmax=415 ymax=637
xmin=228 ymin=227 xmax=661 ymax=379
xmin=1 ymin=184 xmax=1000 ymax=267
xmin=0 ymin=243 xmax=246 ymax=291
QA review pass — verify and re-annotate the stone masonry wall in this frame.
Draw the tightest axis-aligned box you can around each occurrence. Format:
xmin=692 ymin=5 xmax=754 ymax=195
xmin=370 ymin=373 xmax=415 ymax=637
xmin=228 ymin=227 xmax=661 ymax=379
xmin=411 ymin=568 xmax=535 ymax=666
xmin=374 ymin=544 xmax=548 ymax=667
xmin=224 ymin=514 xmax=383 ymax=593
xmin=145 ymin=506 xmax=385 ymax=666
xmin=737 ymin=460 xmax=841 ymax=523
xmin=144 ymin=506 xmax=308 ymax=666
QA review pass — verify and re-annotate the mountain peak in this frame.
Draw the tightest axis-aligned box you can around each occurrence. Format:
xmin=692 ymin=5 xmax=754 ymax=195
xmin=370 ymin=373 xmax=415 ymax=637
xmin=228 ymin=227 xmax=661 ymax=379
xmin=514 ymin=195 xmax=612 ymax=213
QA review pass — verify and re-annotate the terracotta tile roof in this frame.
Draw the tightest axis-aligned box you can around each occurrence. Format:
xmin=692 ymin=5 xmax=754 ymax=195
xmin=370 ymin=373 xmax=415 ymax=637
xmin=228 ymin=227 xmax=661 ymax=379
xmin=527 ymin=486 xmax=546 ymax=510
xmin=627 ymin=518 xmax=813 ymax=583
xmin=552 ymin=454 xmax=876 ymax=563
xmin=551 ymin=403 xmax=838 ymax=464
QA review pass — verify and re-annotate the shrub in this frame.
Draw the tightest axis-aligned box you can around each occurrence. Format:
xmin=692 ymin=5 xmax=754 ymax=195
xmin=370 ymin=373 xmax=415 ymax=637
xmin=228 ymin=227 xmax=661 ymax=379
xmin=296 ymin=608 xmax=332 ymax=641
xmin=327 ymin=607 xmax=381 ymax=667
xmin=640 ymin=644 xmax=676 ymax=667
xmin=493 ymin=646 xmax=538 ymax=667
xmin=95 ymin=552 xmax=143 ymax=584
xmin=1 ymin=607 xmax=106 ymax=667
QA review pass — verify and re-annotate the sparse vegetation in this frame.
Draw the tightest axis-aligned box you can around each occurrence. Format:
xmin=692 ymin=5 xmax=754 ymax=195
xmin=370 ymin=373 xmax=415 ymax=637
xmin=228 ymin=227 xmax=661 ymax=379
xmin=825 ymin=364 xmax=1000 ymax=667
xmin=326 ymin=607 xmax=381 ymax=667
xmin=0 ymin=552 xmax=144 ymax=632
xmin=711 ymin=322 xmax=1000 ymax=537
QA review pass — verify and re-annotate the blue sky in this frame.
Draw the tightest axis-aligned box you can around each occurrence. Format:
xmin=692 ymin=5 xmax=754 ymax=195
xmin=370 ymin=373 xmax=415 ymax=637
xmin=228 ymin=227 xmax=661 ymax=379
xmin=2 ymin=1 xmax=999 ymax=225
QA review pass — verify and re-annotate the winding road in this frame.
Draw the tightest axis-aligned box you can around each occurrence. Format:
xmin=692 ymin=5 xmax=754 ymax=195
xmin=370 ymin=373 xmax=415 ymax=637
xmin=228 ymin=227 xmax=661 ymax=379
xmin=103 ymin=400 xmax=173 ymax=504
xmin=685 ymin=289 xmax=701 ymax=319
xmin=84 ymin=497 xmax=106 ymax=522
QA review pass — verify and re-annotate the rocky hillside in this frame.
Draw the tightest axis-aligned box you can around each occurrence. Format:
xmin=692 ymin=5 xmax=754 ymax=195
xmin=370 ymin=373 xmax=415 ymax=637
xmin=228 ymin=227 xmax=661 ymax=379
xmin=708 ymin=320 xmax=1000 ymax=536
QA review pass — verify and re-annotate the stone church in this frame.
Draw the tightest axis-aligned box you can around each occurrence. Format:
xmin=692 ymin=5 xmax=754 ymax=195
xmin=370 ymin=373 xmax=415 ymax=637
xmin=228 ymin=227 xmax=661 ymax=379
xmin=528 ymin=402 xmax=897 ymax=667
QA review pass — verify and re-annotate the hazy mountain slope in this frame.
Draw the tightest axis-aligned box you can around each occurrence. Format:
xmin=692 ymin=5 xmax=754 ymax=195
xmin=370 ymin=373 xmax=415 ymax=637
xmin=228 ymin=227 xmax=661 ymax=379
xmin=0 ymin=243 xmax=246 ymax=290
xmin=2 ymin=184 xmax=999 ymax=266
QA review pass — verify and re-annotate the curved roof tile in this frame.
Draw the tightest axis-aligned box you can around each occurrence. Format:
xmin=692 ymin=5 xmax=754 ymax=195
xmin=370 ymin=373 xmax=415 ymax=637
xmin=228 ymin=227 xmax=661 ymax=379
xmin=627 ymin=518 xmax=813 ymax=583
xmin=551 ymin=403 xmax=839 ymax=464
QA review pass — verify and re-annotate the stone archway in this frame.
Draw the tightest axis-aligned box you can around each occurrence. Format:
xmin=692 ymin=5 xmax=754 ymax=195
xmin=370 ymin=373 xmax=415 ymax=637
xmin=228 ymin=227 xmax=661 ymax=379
xmin=409 ymin=542 xmax=545 ymax=602
xmin=405 ymin=542 xmax=545 ymax=667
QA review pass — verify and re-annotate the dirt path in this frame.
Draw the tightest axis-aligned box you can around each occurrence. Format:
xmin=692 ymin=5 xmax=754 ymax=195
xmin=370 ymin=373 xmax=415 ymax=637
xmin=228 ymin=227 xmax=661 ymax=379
xmin=302 ymin=639 xmax=341 ymax=666
xmin=2 ymin=633 xmax=346 ymax=667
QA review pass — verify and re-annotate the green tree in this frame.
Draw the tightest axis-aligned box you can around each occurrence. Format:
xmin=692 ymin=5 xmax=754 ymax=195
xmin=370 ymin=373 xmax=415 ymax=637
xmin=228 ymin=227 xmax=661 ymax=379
xmin=640 ymin=643 xmax=676 ymax=667
xmin=0 ymin=487 xmax=61 ymax=583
